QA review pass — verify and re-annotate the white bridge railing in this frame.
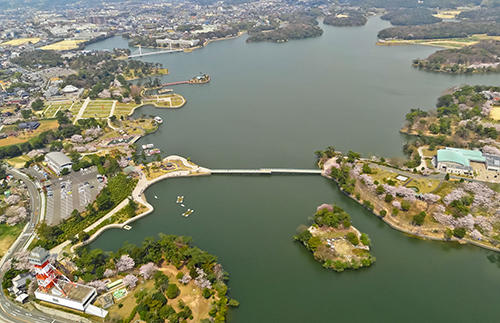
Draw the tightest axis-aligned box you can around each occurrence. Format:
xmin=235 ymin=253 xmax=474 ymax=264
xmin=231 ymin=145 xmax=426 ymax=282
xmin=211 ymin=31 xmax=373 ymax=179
xmin=209 ymin=169 xmax=322 ymax=175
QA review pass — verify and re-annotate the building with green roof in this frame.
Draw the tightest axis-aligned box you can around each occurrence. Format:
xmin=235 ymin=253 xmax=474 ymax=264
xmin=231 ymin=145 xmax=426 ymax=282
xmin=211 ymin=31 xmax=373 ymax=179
xmin=436 ymin=148 xmax=486 ymax=175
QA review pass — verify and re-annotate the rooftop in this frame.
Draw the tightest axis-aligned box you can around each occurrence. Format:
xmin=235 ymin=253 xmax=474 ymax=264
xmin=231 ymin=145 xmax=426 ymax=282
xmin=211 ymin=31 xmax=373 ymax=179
xmin=42 ymin=280 xmax=95 ymax=303
xmin=437 ymin=148 xmax=486 ymax=168
xmin=45 ymin=151 xmax=72 ymax=166
xmin=29 ymin=246 xmax=50 ymax=264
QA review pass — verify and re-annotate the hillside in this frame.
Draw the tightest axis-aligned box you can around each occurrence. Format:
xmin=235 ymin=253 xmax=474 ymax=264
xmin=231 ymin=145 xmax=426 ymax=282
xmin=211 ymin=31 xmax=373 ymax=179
xmin=413 ymin=40 xmax=500 ymax=73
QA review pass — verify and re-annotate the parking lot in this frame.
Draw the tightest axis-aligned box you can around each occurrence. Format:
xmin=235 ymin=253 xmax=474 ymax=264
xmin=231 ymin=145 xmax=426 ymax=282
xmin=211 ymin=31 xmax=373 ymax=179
xmin=45 ymin=166 xmax=105 ymax=226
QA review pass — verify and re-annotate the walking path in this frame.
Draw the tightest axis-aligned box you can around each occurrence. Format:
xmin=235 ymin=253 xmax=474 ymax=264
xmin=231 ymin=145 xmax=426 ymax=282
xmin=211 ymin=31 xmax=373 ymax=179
xmin=51 ymin=156 xmax=210 ymax=255
xmin=73 ymin=97 xmax=90 ymax=124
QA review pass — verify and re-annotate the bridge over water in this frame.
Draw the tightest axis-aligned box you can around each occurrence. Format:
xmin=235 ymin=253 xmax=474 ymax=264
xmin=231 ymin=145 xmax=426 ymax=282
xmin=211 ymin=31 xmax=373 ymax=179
xmin=128 ymin=45 xmax=183 ymax=58
xmin=209 ymin=169 xmax=322 ymax=175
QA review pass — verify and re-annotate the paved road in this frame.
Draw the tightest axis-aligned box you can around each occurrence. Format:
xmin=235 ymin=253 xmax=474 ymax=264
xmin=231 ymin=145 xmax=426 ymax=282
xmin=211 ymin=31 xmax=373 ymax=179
xmin=0 ymin=169 xmax=72 ymax=323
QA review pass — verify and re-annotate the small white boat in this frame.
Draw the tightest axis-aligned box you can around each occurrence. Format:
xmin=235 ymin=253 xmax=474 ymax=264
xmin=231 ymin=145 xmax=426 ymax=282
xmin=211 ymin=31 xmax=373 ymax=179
xmin=182 ymin=209 xmax=194 ymax=217
xmin=154 ymin=116 xmax=163 ymax=124
xmin=180 ymin=203 xmax=185 ymax=207
xmin=154 ymin=195 xmax=158 ymax=199
xmin=142 ymin=143 xmax=154 ymax=150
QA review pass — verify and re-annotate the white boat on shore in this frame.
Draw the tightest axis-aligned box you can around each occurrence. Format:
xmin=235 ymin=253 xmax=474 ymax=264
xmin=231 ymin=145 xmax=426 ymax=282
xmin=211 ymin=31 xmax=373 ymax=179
xmin=142 ymin=143 xmax=154 ymax=150
xmin=154 ymin=116 xmax=163 ymax=124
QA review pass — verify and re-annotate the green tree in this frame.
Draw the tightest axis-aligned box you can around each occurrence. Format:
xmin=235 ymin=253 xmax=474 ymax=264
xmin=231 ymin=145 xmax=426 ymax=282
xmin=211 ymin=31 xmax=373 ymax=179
xmin=166 ymin=283 xmax=180 ymax=299
xmin=346 ymin=232 xmax=359 ymax=245
xmin=413 ymin=211 xmax=426 ymax=226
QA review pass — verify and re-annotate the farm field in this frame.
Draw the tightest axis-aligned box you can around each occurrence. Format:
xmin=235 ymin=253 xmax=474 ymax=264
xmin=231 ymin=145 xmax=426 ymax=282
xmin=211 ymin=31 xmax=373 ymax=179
xmin=0 ymin=38 xmax=40 ymax=46
xmin=491 ymin=106 xmax=500 ymax=121
xmin=40 ymin=39 xmax=85 ymax=51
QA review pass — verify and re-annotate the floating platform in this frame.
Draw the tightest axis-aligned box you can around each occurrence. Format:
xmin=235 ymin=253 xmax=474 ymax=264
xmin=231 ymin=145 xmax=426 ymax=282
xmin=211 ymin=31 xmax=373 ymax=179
xmin=123 ymin=225 xmax=132 ymax=230
xmin=176 ymin=196 xmax=184 ymax=203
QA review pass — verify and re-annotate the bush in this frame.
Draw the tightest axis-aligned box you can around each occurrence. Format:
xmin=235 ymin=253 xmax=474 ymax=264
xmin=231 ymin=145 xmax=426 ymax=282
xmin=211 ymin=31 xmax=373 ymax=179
xmin=453 ymin=227 xmax=466 ymax=239
xmin=360 ymin=233 xmax=371 ymax=246
xmin=401 ymin=200 xmax=411 ymax=212
xmin=413 ymin=211 xmax=426 ymax=226
xmin=384 ymin=193 xmax=394 ymax=203
xmin=345 ymin=232 xmax=359 ymax=245
xmin=379 ymin=210 xmax=387 ymax=217
xmin=166 ymin=283 xmax=180 ymax=299
xmin=392 ymin=208 xmax=399 ymax=216
xmin=376 ymin=185 xmax=385 ymax=195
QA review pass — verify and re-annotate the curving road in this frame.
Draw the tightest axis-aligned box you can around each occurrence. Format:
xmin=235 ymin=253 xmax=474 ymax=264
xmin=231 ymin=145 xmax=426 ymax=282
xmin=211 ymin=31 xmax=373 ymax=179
xmin=0 ymin=169 xmax=72 ymax=323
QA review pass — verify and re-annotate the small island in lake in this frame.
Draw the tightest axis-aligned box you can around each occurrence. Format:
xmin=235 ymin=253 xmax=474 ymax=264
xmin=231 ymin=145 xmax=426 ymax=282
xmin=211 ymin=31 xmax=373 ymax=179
xmin=294 ymin=203 xmax=375 ymax=272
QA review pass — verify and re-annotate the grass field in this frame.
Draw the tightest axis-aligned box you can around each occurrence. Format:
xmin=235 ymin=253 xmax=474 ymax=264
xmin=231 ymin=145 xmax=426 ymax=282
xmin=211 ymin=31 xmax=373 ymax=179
xmin=113 ymin=102 xmax=137 ymax=117
xmin=40 ymin=39 xmax=85 ymax=51
xmin=6 ymin=155 xmax=31 ymax=168
xmin=81 ymin=100 xmax=113 ymax=119
xmin=378 ymin=34 xmax=500 ymax=49
xmin=144 ymin=93 xmax=186 ymax=108
xmin=0 ymin=38 xmax=40 ymax=46
xmin=433 ymin=10 xmax=461 ymax=19
xmin=0 ymin=120 xmax=59 ymax=147
xmin=0 ymin=223 xmax=23 ymax=257
xmin=490 ymin=106 xmax=500 ymax=121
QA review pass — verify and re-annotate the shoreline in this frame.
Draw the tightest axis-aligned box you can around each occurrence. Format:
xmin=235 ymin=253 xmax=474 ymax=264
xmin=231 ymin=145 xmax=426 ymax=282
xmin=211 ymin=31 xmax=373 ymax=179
xmin=321 ymin=168 xmax=500 ymax=253
xmin=65 ymin=156 xmax=210 ymax=253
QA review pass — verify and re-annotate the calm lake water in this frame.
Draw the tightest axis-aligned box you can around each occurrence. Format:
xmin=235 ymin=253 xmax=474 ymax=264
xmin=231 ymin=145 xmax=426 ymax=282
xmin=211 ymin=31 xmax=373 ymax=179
xmin=88 ymin=17 xmax=500 ymax=322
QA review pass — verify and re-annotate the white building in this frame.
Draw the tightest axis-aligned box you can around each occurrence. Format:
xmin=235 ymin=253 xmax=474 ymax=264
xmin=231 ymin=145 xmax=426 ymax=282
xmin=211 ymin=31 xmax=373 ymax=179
xmin=29 ymin=247 xmax=107 ymax=318
xmin=45 ymin=151 xmax=72 ymax=175
xmin=156 ymin=38 xmax=200 ymax=48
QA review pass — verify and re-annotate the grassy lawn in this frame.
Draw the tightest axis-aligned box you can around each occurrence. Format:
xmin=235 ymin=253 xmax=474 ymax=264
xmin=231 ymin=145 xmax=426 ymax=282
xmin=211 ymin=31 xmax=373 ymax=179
xmin=406 ymin=178 xmax=441 ymax=194
xmin=123 ymin=68 xmax=168 ymax=81
xmin=0 ymin=223 xmax=23 ymax=257
xmin=0 ymin=120 xmax=59 ymax=147
xmin=40 ymin=39 xmax=85 ymax=51
xmin=114 ymin=102 xmax=137 ymax=117
xmin=6 ymin=155 xmax=31 ymax=168
xmin=81 ymin=101 xmax=113 ymax=118
xmin=43 ymin=101 xmax=74 ymax=118
xmin=432 ymin=10 xmax=461 ymax=19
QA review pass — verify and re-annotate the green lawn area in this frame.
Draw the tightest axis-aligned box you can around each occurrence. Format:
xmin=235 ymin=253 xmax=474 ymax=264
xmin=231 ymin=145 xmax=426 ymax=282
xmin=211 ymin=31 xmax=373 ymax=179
xmin=114 ymin=103 xmax=137 ymax=117
xmin=0 ymin=223 xmax=23 ymax=257
xmin=81 ymin=101 xmax=113 ymax=118
xmin=43 ymin=101 xmax=75 ymax=118
xmin=6 ymin=155 xmax=31 ymax=168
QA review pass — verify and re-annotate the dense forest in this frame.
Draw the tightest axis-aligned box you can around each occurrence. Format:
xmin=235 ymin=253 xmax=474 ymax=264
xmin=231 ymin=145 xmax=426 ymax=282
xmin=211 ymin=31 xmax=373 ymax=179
xmin=323 ymin=11 xmax=368 ymax=27
xmin=413 ymin=40 xmax=500 ymax=73
xmin=381 ymin=8 xmax=442 ymax=25
xmin=378 ymin=22 xmax=500 ymax=39
xmin=458 ymin=7 xmax=500 ymax=22
xmin=247 ymin=12 xmax=323 ymax=43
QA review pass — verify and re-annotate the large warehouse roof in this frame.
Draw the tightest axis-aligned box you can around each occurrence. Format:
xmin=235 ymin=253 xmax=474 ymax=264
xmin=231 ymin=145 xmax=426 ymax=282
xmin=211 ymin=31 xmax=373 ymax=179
xmin=437 ymin=148 xmax=486 ymax=167
xmin=45 ymin=151 xmax=72 ymax=167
